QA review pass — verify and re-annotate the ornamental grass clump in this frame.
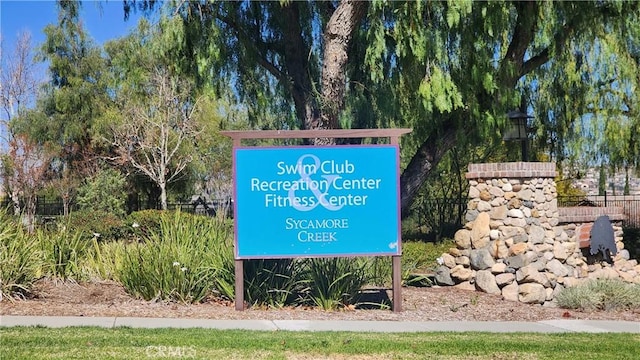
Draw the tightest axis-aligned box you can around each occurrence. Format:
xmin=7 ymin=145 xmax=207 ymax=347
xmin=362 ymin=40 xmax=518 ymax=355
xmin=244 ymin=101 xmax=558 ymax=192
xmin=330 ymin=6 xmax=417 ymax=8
xmin=301 ymin=257 xmax=368 ymax=310
xmin=117 ymin=211 xmax=233 ymax=303
xmin=0 ymin=213 xmax=41 ymax=300
xmin=243 ymin=258 xmax=306 ymax=308
xmin=39 ymin=223 xmax=87 ymax=280
xmin=556 ymin=278 xmax=640 ymax=311
xmin=80 ymin=238 xmax=127 ymax=281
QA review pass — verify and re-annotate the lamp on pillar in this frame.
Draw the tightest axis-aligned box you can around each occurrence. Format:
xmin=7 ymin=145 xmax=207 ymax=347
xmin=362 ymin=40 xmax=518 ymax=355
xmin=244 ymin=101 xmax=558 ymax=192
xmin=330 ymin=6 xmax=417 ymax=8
xmin=504 ymin=110 xmax=534 ymax=161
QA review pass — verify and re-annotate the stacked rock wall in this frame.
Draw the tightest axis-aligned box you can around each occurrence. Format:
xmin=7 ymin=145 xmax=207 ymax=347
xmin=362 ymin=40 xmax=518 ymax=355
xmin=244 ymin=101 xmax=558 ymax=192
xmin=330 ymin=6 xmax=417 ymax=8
xmin=437 ymin=162 xmax=640 ymax=305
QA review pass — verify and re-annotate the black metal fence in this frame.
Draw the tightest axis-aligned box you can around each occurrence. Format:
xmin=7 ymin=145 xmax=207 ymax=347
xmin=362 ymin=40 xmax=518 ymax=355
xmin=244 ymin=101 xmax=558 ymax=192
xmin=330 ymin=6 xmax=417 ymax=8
xmin=1 ymin=196 xmax=233 ymax=218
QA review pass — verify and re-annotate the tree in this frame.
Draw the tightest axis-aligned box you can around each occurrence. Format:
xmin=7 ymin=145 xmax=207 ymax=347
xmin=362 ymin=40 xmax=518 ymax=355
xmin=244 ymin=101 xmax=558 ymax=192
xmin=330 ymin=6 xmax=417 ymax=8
xmin=15 ymin=0 xmax=109 ymax=179
xmin=124 ymin=0 xmax=639 ymax=217
xmin=76 ymin=168 xmax=127 ymax=217
xmin=0 ymin=31 xmax=40 ymax=122
xmin=1 ymin=135 xmax=52 ymax=232
xmin=0 ymin=31 xmax=42 ymax=215
xmin=108 ymin=67 xmax=202 ymax=210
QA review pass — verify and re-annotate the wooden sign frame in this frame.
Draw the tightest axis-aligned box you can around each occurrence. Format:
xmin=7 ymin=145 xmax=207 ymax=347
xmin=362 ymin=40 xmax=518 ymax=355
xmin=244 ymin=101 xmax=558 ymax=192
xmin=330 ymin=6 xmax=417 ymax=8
xmin=221 ymin=128 xmax=412 ymax=312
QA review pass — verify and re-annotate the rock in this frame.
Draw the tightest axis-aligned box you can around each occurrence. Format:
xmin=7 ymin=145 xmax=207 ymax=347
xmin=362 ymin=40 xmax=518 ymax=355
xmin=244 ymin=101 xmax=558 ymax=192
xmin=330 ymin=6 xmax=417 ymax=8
xmin=454 ymin=281 xmax=476 ymax=291
xmin=450 ymin=265 xmax=474 ymax=281
xmin=507 ymin=209 xmax=524 ymax=218
xmin=502 ymin=183 xmax=513 ymax=192
xmin=518 ymin=283 xmax=546 ymax=304
xmin=528 ymin=225 xmax=545 ymax=244
xmin=468 ymin=186 xmax=480 ymax=198
xmin=546 ymin=259 xmax=570 ymax=277
xmin=495 ymin=273 xmax=515 ymax=286
xmin=534 ymin=244 xmax=552 ymax=253
xmin=489 ymin=229 xmax=500 ymax=240
xmin=465 ymin=209 xmax=479 ymax=223
xmin=512 ymin=233 xmax=528 ymax=244
xmin=602 ymin=267 xmax=620 ymax=279
xmin=470 ymin=248 xmax=495 ymax=270
xmin=502 ymin=282 xmax=519 ymax=302
xmin=553 ymin=242 xmax=569 ymax=260
xmin=435 ymin=266 xmax=455 ymax=286
xmin=563 ymin=277 xmax=585 ymax=288
xmin=441 ymin=253 xmax=456 ymax=268
xmin=454 ymin=229 xmax=471 ymax=249
xmin=479 ymin=190 xmax=492 ymax=201
xmin=551 ymin=284 xmax=564 ymax=300
xmin=456 ymin=256 xmax=470 ymax=266
xmin=618 ymin=271 xmax=637 ymax=282
xmin=477 ymin=201 xmax=492 ymax=212
xmin=471 ymin=212 xmax=491 ymax=249
xmin=529 ymin=259 xmax=547 ymax=272
xmin=475 ymin=270 xmax=501 ymax=295
xmin=501 ymin=226 xmax=522 ymax=239
xmin=489 ymin=188 xmax=504 ymax=199
xmin=491 ymin=262 xmax=507 ymax=274
xmin=516 ymin=265 xmax=550 ymax=286
xmin=509 ymin=243 xmax=528 ymax=256
xmin=490 ymin=240 xmax=509 ymax=259
xmin=618 ymin=249 xmax=630 ymax=261
xmin=546 ymin=287 xmax=554 ymax=301
xmin=505 ymin=254 xmax=528 ymax=269
xmin=507 ymin=198 xmax=522 ymax=209
xmin=517 ymin=188 xmax=533 ymax=201
xmin=509 ymin=218 xmax=527 ymax=227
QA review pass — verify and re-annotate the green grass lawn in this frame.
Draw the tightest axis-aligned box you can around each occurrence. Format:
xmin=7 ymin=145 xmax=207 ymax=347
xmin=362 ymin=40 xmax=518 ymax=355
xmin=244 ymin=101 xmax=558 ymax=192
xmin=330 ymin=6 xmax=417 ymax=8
xmin=1 ymin=327 xmax=638 ymax=359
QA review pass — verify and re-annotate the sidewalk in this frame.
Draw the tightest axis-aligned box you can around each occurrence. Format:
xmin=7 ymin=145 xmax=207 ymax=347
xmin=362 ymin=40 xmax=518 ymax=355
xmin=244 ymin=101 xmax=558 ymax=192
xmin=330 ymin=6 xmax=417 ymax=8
xmin=1 ymin=315 xmax=638 ymax=333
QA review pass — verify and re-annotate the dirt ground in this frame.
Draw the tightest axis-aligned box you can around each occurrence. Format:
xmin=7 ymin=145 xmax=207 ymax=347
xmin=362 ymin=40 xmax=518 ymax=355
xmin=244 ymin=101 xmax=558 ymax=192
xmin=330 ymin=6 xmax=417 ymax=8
xmin=2 ymin=279 xmax=639 ymax=322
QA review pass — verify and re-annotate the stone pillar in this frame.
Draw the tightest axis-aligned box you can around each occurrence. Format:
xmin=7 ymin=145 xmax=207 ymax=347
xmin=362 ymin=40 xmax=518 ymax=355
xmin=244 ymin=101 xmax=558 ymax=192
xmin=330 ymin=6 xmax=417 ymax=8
xmin=437 ymin=162 xmax=639 ymax=306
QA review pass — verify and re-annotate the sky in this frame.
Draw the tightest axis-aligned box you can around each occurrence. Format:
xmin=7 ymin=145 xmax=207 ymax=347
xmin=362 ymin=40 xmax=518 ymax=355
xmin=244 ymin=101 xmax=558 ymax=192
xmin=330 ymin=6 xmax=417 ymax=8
xmin=1 ymin=0 xmax=144 ymax=52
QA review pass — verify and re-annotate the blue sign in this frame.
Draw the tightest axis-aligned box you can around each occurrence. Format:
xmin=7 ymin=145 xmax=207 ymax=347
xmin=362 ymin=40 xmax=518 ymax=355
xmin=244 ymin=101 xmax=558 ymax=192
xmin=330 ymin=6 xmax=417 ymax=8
xmin=233 ymin=145 xmax=401 ymax=258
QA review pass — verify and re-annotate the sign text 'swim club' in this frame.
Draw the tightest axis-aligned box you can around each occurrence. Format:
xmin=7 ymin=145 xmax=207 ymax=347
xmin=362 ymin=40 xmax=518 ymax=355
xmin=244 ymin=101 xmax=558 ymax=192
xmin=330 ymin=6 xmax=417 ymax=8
xmin=234 ymin=146 xmax=400 ymax=258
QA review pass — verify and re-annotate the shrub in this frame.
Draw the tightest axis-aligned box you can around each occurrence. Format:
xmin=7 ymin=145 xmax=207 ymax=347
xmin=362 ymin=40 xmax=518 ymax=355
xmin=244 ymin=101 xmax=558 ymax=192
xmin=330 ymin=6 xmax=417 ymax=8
xmin=0 ymin=214 xmax=41 ymax=300
xmin=117 ymin=211 xmax=233 ymax=303
xmin=126 ymin=210 xmax=165 ymax=240
xmin=556 ymin=279 xmax=640 ymax=311
xmin=64 ymin=210 xmax=126 ymax=242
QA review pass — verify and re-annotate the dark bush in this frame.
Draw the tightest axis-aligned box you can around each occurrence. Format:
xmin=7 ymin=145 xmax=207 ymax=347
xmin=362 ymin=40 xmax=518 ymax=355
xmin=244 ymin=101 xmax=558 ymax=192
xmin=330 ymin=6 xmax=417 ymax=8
xmin=623 ymin=227 xmax=640 ymax=261
xmin=64 ymin=210 xmax=126 ymax=242
xmin=126 ymin=209 xmax=166 ymax=239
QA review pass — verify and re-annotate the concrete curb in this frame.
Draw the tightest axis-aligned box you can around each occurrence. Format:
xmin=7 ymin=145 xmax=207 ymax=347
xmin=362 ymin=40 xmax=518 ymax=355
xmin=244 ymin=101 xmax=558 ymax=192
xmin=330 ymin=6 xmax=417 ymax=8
xmin=1 ymin=316 xmax=638 ymax=333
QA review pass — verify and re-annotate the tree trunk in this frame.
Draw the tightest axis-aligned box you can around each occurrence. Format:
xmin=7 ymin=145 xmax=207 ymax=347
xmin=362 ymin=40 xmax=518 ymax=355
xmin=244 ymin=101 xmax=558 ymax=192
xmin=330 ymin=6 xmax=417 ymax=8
xmin=281 ymin=2 xmax=318 ymax=131
xmin=10 ymin=188 xmax=21 ymax=216
xmin=159 ymin=181 xmax=168 ymax=210
xmin=317 ymin=0 xmax=368 ymax=132
xmin=23 ymin=195 xmax=36 ymax=234
xmin=400 ymin=121 xmax=459 ymax=218
xmin=281 ymin=0 xmax=368 ymax=145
